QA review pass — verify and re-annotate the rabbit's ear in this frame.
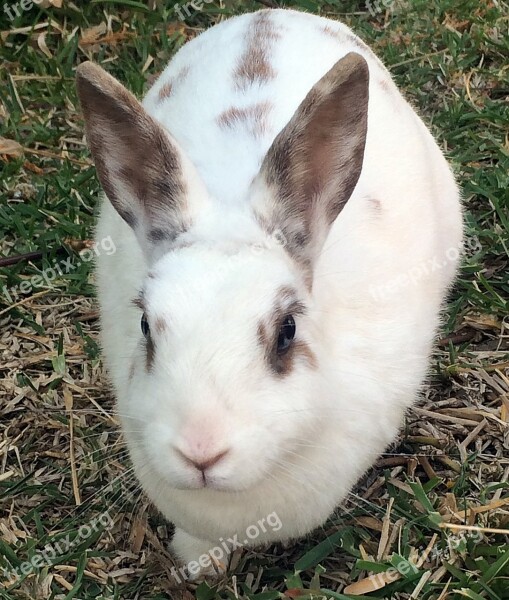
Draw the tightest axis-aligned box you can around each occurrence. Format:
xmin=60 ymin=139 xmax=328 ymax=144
xmin=76 ymin=62 xmax=201 ymax=260
xmin=254 ymin=53 xmax=369 ymax=272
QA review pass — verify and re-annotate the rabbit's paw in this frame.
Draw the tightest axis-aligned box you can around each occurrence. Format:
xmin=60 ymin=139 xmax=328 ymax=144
xmin=171 ymin=528 xmax=228 ymax=582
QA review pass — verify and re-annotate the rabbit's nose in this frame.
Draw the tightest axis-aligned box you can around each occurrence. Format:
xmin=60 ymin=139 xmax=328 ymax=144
xmin=174 ymin=447 xmax=229 ymax=472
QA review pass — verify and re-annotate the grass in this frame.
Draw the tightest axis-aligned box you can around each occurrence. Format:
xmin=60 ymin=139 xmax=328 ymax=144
xmin=0 ymin=0 xmax=508 ymax=598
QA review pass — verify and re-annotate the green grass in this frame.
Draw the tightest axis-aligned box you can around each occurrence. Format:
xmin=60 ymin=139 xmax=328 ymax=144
xmin=1 ymin=1 xmax=508 ymax=599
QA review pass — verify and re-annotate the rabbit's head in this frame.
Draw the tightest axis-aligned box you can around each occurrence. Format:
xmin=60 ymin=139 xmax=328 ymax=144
xmin=76 ymin=53 xmax=369 ymax=493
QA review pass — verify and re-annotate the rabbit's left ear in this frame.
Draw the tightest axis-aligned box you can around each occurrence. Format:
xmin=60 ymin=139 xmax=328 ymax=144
xmin=76 ymin=62 xmax=206 ymax=262
xmin=253 ymin=53 xmax=369 ymax=271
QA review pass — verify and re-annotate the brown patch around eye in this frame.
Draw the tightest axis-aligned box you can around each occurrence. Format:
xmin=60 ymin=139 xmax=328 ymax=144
xmin=145 ymin=336 xmax=155 ymax=372
xmin=133 ymin=301 xmax=158 ymax=370
xmin=258 ymin=287 xmax=314 ymax=376
xmin=155 ymin=318 xmax=167 ymax=334
xmin=132 ymin=295 xmax=155 ymax=370
xmin=258 ymin=322 xmax=294 ymax=376
xmin=233 ymin=12 xmax=280 ymax=92
xmin=293 ymin=340 xmax=318 ymax=370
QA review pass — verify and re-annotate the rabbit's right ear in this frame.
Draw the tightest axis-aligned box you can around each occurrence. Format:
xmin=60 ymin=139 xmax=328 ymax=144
xmin=252 ymin=53 xmax=369 ymax=275
xmin=76 ymin=62 xmax=204 ymax=261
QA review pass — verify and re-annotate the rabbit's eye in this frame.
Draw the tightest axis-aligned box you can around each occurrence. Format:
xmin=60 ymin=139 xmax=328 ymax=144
xmin=141 ymin=313 xmax=150 ymax=338
xmin=277 ymin=315 xmax=296 ymax=355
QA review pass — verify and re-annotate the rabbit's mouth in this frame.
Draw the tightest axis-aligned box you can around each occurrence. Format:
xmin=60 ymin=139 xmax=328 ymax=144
xmin=127 ymin=431 xmax=273 ymax=494
xmin=120 ymin=406 xmax=325 ymax=494
xmin=132 ymin=431 xmax=321 ymax=496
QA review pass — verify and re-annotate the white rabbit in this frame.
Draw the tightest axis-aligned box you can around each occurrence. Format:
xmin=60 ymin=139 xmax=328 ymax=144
xmin=77 ymin=8 xmax=462 ymax=579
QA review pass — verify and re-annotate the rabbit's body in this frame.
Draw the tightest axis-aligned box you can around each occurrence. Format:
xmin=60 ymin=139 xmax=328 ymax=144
xmin=82 ymin=9 xmax=462 ymax=575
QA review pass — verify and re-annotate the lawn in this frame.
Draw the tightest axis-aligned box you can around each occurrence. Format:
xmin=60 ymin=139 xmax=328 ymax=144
xmin=0 ymin=0 xmax=508 ymax=599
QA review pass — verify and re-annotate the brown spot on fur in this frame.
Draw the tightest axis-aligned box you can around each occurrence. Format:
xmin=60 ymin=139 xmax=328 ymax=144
xmin=158 ymin=81 xmax=173 ymax=101
xmin=379 ymin=78 xmax=392 ymax=93
xmin=258 ymin=286 xmax=311 ymax=376
xmin=217 ymin=101 xmax=272 ymax=138
xmin=347 ymin=33 xmax=369 ymax=51
xmin=321 ymin=25 xmax=343 ymax=42
xmin=321 ymin=26 xmax=369 ymax=51
xmin=157 ymin=66 xmax=190 ymax=103
xmin=368 ymin=198 xmax=382 ymax=211
xmin=234 ymin=12 xmax=280 ymax=91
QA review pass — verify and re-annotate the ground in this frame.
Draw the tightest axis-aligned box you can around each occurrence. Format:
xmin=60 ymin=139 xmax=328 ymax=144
xmin=0 ymin=1 xmax=508 ymax=599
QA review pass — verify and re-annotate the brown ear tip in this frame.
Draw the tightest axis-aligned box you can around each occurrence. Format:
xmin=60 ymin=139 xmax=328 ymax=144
xmin=76 ymin=61 xmax=103 ymax=83
xmin=329 ymin=52 xmax=369 ymax=90
xmin=343 ymin=52 xmax=369 ymax=72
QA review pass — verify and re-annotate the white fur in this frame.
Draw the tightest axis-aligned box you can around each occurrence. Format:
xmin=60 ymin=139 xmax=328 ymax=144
xmin=95 ymin=9 xmax=462 ymax=574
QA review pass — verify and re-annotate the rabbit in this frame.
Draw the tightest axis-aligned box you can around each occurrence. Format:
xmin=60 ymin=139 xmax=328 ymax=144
xmin=76 ymin=8 xmax=463 ymax=580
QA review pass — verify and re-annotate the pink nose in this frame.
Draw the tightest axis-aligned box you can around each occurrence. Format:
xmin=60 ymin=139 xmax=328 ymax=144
xmin=175 ymin=448 xmax=229 ymax=473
